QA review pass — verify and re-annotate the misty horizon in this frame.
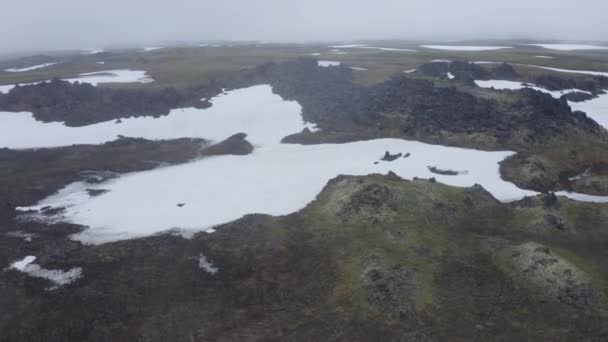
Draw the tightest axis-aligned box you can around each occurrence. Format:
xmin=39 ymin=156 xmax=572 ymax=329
xmin=2 ymin=0 xmax=608 ymax=54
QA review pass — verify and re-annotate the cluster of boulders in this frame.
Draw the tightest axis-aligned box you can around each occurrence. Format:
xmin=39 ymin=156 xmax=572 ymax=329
xmin=0 ymin=78 xmax=223 ymax=126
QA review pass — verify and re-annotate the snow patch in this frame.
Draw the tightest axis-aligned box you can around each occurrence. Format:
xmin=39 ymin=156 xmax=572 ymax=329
xmin=475 ymin=80 xmax=591 ymax=99
xmin=10 ymin=256 xmax=36 ymax=270
xmin=350 ymin=67 xmax=367 ymax=71
xmin=522 ymin=44 xmax=608 ymax=51
xmin=421 ymin=45 xmax=511 ymax=51
xmin=5 ymin=63 xmax=58 ymax=72
xmin=318 ymin=60 xmax=341 ymax=67
xmin=447 ymin=72 xmax=455 ymax=80
xmin=198 ymin=254 xmax=218 ymax=274
xmin=6 ymin=256 xmax=82 ymax=289
xmin=143 ymin=47 xmax=163 ymax=52
xmin=329 ymin=44 xmax=368 ymax=48
xmin=535 ymin=56 xmax=554 ymax=59
xmin=0 ymin=69 xmax=153 ymax=94
xmin=518 ymin=64 xmax=608 ymax=77
xmin=81 ymin=48 xmax=103 ymax=55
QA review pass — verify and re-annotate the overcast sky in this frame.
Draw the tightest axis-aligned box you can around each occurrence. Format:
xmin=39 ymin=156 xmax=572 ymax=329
xmin=2 ymin=0 xmax=607 ymax=53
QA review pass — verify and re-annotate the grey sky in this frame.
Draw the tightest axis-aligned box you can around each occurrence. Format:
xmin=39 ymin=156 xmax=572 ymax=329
xmin=2 ymin=0 xmax=607 ymax=53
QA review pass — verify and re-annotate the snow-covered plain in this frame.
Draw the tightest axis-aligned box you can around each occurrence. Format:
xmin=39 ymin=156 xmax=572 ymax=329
xmin=421 ymin=45 xmax=511 ymax=51
xmin=522 ymin=44 xmax=608 ymax=51
xmin=143 ymin=47 xmax=163 ymax=52
xmin=13 ymin=84 xmax=608 ymax=244
xmin=4 ymin=62 xmax=58 ymax=72
xmin=0 ymin=69 xmax=153 ymax=94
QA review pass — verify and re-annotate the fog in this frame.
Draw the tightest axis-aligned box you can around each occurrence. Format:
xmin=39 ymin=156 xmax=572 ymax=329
xmin=2 ymin=0 xmax=607 ymax=53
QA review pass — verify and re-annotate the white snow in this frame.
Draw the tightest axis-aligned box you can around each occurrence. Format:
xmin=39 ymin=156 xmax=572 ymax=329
xmin=403 ymin=69 xmax=417 ymax=74
xmin=518 ymin=64 xmax=608 ymax=77
xmin=198 ymin=254 xmax=219 ymax=274
xmin=555 ymin=191 xmax=608 ymax=203
xmin=9 ymin=256 xmax=36 ymax=270
xmin=473 ymin=61 xmax=501 ymax=65
xmin=143 ymin=47 xmax=163 ymax=52
xmin=21 ymin=139 xmax=539 ymax=244
xmin=421 ymin=45 xmax=511 ymax=51
xmin=81 ymin=48 xmax=103 ymax=55
xmin=13 ymin=84 xmax=608 ymax=244
xmin=0 ymin=84 xmax=16 ymax=94
xmin=0 ymin=85 xmax=310 ymax=149
xmin=474 ymin=80 xmax=591 ymax=99
xmin=4 ymin=63 xmax=58 ymax=72
xmin=569 ymin=91 xmax=608 ymax=129
xmin=535 ymin=56 xmax=554 ymax=59
xmin=0 ymin=69 xmax=153 ymax=94
xmin=8 ymin=256 xmax=82 ymax=288
xmin=447 ymin=72 xmax=455 ymax=80
xmin=66 ymin=69 xmax=153 ymax=85
xmin=310 ymin=53 xmax=321 ymax=56
xmin=329 ymin=44 xmax=368 ymax=48
xmin=96 ymin=61 xmax=105 ymax=64
xmin=363 ymin=47 xmax=416 ymax=52
xmin=350 ymin=67 xmax=368 ymax=71
xmin=318 ymin=60 xmax=341 ymax=67
xmin=522 ymin=44 xmax=608 ymax=51
xmin=431 ymin=59 xmax=452 ymax=63
xmin=330 ymin=45 xmax=415 ymax=52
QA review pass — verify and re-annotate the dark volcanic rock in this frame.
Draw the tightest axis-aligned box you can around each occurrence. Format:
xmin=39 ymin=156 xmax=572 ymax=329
xmin=561 ymin=91 xmax=594 ymax=102
xmin=0 ymin=78 xmax=223 ymax=126
xmin=200 ymin=133 xmax=254 ymax=156
xmin=428 ymin=166 xmax=461 ymax=176
xmin=381 ymin=151 xmax=402 ymax=161
xmin=535 ymin=74 xmax=608 ymax=94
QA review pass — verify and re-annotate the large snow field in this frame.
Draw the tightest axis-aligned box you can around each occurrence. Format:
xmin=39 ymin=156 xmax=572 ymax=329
xmin=12 ymin=84 xmax=608 ymax=244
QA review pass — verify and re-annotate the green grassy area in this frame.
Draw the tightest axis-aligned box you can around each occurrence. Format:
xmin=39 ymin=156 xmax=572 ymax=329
xmin=1 ymin=42 xmax=606 ymax=89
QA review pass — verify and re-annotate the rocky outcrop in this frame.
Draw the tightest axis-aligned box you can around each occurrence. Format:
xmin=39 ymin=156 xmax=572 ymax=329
xmin=200 ymin=133 xmax=254 ymax=156
xmin=0 ymin=78 xmax=223 ymax=126
xmin=535 ymin=74 xmax=608 ymax=94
